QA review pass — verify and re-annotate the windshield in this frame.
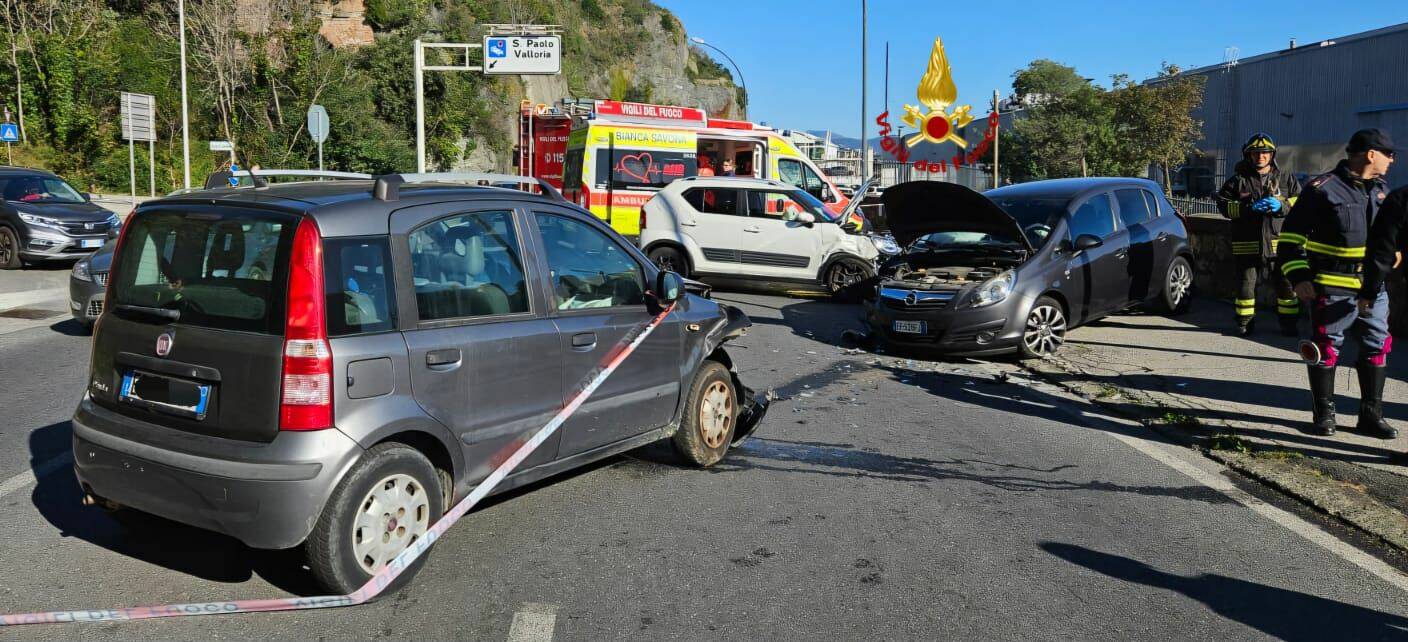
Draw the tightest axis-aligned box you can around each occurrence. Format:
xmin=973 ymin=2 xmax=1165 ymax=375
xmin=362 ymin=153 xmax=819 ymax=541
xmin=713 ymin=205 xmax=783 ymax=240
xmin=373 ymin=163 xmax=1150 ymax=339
xmin=1 ymin=175 xmax=86 ymax=204
xmin=988 ymin=196 xmax=1069 ymax=247
xmin=110 ymin=208 xmax=298 ymax=334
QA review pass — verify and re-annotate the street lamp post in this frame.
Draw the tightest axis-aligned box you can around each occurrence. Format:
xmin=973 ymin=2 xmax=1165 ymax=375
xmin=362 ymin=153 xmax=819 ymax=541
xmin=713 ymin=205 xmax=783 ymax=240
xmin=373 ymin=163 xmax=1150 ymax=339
xmin=178 ymin=0 xmax=191 ymax=189
xmin=860 ymin=0 xmax=868 ymax=184
xmin=689 ymin=37 xmax=747 ymax=120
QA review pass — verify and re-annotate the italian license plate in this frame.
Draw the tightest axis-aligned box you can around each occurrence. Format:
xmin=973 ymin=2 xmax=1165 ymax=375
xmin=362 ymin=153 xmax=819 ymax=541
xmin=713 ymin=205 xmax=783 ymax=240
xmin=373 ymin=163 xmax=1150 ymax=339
xmin=119 ymin=371 xmax=211 ymax=420
xmin=893 ymin=319 xmax=926 ymax=334
xmin=81 ymin=239 xmax=103 ymax=249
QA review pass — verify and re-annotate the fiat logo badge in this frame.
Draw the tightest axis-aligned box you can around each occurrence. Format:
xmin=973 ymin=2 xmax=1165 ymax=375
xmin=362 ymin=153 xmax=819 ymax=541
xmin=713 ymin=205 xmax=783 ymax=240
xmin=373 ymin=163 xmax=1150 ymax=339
xmin=155 ymin=332 xmax=174 ymax=357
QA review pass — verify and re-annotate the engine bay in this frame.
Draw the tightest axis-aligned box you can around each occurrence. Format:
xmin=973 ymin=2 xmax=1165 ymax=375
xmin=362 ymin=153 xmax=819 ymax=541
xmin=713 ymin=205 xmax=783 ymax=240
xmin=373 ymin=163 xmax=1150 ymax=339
xmin=879 ymin=254 xmax=1025 ymax=291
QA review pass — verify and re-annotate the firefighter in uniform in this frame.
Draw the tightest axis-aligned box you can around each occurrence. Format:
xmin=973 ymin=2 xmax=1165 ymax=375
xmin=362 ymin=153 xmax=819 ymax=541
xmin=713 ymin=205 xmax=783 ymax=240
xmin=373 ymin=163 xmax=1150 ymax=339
xmin=1216 ymin=133 xmax=1302 ymax=336
xmin=1361 ymin=184 xmax=1408 ymax=455
xmin=1278 ymin=129 xmax=1397 ymax=438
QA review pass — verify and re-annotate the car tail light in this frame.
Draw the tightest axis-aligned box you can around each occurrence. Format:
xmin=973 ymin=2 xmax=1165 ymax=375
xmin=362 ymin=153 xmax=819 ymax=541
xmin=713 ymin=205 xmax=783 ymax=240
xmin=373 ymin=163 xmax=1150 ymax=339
xmin=639 ymin=208 xmax=647 ymax=231
xmin=280 ymin=217 xmax=332 ymax=431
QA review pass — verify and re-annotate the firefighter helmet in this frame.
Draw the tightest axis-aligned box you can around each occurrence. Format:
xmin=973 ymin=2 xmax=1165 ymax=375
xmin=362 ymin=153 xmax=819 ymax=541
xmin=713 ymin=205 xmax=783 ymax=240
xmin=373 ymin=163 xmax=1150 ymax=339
xmin=1243 ymin=133 xmax=1277 ymax=156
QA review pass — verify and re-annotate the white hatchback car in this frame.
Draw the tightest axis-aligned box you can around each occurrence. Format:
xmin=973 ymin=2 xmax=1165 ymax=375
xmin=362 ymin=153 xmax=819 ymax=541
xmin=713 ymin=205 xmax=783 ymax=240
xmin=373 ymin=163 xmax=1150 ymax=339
xmin=638 ymin=177 xmax=889 ymax=298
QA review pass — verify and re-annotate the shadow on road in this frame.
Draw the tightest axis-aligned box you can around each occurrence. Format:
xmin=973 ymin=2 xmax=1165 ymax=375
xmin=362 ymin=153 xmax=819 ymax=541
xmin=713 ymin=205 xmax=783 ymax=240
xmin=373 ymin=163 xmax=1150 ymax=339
xmin=28 ymin=421 xmax=322 ymax=596
xmin=48 ymin=318 xmax=91 ymax=337
xmin=1042 ymin=541 xmax=1408 ymax=641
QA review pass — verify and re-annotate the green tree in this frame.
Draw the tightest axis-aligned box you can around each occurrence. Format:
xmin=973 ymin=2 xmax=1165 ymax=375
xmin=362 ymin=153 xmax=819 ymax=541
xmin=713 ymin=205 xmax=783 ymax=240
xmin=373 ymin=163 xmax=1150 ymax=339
xmin=1108 ymin=64 xmax=1206 ymax=193
xmin=1005 ymin=60 xmax=1116 ymax=181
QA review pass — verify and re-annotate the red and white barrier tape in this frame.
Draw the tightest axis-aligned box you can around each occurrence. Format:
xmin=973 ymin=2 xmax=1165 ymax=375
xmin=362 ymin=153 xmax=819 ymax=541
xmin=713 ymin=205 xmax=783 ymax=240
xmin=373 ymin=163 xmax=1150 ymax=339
xmin=0 ymin=303 xmax=676 ymax=627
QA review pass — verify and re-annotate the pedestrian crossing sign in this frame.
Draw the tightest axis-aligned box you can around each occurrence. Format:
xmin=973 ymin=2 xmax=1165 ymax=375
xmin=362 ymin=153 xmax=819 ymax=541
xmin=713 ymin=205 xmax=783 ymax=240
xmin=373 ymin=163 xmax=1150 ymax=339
xmin=0 ymin=123 xmax=17 ymax=143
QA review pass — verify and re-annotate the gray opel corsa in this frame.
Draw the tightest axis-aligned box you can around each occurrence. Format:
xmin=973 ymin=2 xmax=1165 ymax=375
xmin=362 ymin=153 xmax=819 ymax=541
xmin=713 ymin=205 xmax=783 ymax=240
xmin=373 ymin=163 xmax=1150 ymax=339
xmin=74 ymin=171 xmax=767 ymax=593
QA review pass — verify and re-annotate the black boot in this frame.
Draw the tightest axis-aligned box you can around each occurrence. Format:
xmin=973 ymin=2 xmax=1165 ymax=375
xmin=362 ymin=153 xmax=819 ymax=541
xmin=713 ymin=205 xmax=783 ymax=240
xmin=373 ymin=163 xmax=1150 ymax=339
xmin=1308 ymin=365 xmax=1337 ymax=436
xmin=1238 ymin=318 xmax=1256 ymax=337
xmin=1279 ymin=318 xmax=1299 ymax=337
xmin=1356 ymin=365 xmax=1398 ymax=440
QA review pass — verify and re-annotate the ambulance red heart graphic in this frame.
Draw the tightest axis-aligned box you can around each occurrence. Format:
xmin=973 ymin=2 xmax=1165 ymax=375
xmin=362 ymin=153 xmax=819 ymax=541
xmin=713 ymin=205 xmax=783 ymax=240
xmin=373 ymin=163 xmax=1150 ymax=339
xmin=617 ymin=153 xmax=654 ymax=183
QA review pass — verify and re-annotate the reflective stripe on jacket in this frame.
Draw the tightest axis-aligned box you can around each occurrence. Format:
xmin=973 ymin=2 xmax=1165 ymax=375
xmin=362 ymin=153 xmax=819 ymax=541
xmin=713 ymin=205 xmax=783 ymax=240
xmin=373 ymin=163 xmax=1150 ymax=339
xmin=1276 ymin=160 xmax=1389 ymax=294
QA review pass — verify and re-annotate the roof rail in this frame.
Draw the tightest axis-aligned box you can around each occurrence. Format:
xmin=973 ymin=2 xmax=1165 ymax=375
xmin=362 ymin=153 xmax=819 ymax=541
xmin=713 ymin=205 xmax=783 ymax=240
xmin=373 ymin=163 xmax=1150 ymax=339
xmin=202 ymin=169 xmax=373 ymax=190
xmin=371 ymin=172 xmax=566 ymax=203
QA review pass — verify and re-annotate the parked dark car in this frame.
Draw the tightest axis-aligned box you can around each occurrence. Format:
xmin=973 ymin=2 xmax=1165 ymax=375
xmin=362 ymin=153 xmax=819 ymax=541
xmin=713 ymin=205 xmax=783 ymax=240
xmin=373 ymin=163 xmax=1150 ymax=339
xmin=0 ymin=167 xmax=120 ymax=269
xmin=70 ymin=238 xmax=115 ymax=326
xmin=867 ymin=179 xmax=1194 ymax=358
xmin=75 ymin=171 xmax=768 ymax=593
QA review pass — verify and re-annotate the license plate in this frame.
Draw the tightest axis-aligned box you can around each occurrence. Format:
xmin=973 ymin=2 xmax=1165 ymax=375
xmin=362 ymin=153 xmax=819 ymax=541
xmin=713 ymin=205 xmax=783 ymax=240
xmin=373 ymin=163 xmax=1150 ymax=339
xmin=893 ymin=319 xmax=926 ymax=334
xmin=80 ymin=239 xmax=103 ymax=249
xmin=119 ymin=371 xmax=211 ymax=420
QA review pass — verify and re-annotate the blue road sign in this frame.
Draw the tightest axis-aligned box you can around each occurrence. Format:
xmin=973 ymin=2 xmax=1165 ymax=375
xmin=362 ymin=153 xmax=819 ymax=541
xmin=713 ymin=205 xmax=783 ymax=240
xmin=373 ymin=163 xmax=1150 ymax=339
xmin=488 ymin=38 xmax=507 ymax=58
xmin=0 ymin=123 xmax=17 ymax=143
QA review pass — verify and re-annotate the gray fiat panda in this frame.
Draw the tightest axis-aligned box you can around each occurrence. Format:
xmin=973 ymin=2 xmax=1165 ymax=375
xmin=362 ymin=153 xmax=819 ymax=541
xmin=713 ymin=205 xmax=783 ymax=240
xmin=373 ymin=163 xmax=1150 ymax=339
xmin=73 ymin=171 xmax=767 ymax=593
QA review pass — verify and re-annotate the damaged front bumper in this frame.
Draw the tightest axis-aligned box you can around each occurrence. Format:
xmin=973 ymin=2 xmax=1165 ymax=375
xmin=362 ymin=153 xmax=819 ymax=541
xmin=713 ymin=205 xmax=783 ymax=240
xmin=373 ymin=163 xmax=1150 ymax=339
xmin=731 ymin=375 xmax=769 ymax=446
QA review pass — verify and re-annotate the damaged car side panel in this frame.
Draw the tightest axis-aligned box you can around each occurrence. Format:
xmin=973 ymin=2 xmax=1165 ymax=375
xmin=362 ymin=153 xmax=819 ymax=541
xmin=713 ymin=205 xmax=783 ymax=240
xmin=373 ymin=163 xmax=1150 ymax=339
xmin=666 ymin=292 xmax=769 ymax=446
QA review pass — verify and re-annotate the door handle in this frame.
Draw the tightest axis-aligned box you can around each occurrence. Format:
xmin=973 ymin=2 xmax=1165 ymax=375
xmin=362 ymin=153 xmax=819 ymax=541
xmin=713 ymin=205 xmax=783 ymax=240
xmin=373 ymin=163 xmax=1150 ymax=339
xmin=744 ymin=226 xmax=761 ymax=233
xmin=1157 ymin=232 xmax=1170 ymax=242
xmin=571 ymin=332 xmax=597 ymax=351
xmin=681 ymin=219 xmax=698 ymax=227
xmin=425 ymin=348 xmax=462 ymax=369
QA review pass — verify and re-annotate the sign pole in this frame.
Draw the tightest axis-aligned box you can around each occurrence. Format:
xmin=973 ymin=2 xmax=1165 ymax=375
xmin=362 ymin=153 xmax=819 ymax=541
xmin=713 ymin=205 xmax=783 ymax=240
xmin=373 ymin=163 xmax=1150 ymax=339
xmin=5 ymin=142 xmax=9 ymax=165
xmin=992 ymin=89 xmax=1000 ymax=190
xmin=414 ymin=39 xmax=425 ymax=173
xmin=178 ymin=0 xmax=192 ymax=189
xmin=128 ymin=138 xmax=136 ymax=207
xmin=149 ymin=140 xmax=156 ymax=196
xmin=318 ymin=140 xmax=324 ymax=173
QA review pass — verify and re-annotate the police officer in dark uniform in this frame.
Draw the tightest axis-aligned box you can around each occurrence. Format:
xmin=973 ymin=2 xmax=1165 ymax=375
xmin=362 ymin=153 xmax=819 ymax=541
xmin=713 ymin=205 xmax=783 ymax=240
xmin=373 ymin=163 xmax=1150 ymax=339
xmin=1278 ymin=129 xmax=1396 ymax=438
xmin=1216 ymin=133 xmax=1302 ymax=336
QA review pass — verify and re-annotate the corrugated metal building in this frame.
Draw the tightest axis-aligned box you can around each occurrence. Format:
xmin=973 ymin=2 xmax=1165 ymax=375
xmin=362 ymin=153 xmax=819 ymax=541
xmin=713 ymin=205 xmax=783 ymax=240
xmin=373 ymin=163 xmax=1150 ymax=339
xmin=1173 ymin=22 xmax=1408 ymax=195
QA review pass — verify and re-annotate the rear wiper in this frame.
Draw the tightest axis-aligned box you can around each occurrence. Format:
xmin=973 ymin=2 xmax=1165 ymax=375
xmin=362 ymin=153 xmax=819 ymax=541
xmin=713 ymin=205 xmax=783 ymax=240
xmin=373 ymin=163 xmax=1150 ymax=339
xmin=114 ymin=303 xmax=181 ymax=322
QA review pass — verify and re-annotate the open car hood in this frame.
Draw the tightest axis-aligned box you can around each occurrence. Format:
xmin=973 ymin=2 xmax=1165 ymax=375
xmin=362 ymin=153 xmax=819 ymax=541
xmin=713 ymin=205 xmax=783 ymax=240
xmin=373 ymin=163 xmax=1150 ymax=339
xmin=881 ymin=181 xmax=1032 ymax=252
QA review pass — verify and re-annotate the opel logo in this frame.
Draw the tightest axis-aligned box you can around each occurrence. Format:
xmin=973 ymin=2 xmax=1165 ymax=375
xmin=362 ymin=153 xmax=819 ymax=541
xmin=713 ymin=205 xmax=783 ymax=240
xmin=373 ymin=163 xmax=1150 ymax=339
xmin=155 ymin=332 xmax=174 ymax=357
xmin=905 ymin=291 xmax=918 ymax=306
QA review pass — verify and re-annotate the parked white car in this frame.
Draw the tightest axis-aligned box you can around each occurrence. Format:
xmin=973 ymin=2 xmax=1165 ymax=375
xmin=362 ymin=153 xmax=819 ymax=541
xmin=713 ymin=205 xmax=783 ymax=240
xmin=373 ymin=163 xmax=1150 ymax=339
xmin=638 ymin=177 xmax=889 ymax=299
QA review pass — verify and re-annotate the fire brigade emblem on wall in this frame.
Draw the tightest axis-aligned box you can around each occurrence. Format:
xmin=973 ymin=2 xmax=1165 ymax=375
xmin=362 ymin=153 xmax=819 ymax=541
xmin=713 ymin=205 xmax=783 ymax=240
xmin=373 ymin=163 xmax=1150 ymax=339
xmin=902 ymin=37 xmax=975 ymax=149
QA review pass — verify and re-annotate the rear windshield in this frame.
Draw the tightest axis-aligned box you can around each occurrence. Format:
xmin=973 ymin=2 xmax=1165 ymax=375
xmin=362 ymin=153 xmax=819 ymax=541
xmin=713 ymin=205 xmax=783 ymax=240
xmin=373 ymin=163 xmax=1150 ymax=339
xmin=110 ymin=208 xmax=298 ymax=334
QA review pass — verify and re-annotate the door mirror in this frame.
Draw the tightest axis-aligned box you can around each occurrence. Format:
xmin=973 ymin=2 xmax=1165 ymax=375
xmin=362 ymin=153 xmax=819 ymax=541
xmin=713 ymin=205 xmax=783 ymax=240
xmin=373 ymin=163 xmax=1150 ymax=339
xmin=1072 ymin=234 xmax=1103 ymax=252
xmin=84 ymin=192 xmax=95 ymax=202
xmin=793 ymin=211 xmax=816 ymax=225
xmin=821 ymin=185 xmax=834 ymax=202
xmin=655 ymin=270 xmax=685 ymax=303
xmin=841 ymin=220 xmax=859 ymax=233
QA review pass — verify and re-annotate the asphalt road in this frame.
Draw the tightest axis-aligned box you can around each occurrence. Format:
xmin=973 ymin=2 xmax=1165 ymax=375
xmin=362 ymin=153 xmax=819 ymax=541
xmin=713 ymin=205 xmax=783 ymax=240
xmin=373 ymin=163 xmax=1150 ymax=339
xmin=0 ymin=268 xmax=1406 ymax=640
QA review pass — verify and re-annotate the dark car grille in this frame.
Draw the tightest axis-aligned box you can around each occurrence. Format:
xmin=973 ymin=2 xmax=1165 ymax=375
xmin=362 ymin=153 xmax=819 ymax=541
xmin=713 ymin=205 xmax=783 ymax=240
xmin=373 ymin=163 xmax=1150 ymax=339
xmin=58 ymin=220 xmax=111 ymax=235
xmin=879 ymin=287 xmax=956 ymax=311
xmin=93 ymin=272 xmax=108 ymax=286
xmin=86 ymin=299 xmax=104 ymax=318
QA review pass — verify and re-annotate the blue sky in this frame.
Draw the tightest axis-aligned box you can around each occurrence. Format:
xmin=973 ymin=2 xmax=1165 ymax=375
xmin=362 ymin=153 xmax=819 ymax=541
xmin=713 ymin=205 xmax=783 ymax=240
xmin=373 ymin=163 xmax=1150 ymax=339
xmin=657 ymin=0 xmax=1406 ymax=138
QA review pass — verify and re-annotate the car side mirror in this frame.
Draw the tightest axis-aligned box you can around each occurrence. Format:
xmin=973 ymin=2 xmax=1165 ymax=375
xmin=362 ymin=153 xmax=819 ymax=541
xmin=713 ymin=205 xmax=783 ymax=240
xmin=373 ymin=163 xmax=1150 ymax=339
xmin=794 ymin=211 xmax=816 ymax=226
xmin=841 ymin=220 xmax=859 ymax=233
xmin=655 ymin=270 xmax=684 ymax=304
xmin=1072 ymin=234 xmax=1103 ymax=252
xmin=85 ymin=193 xmax=95 ymax=202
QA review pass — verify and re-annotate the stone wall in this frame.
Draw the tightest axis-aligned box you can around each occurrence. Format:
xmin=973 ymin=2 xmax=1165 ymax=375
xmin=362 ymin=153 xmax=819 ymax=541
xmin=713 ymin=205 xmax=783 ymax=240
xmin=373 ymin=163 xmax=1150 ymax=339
xmin=1184 ymin=214 xmax=1408 ymax=336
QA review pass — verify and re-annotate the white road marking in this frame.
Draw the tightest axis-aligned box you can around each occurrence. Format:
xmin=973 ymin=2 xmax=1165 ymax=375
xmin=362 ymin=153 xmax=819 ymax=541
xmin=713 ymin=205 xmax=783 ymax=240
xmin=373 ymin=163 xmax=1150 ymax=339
xmin=0 ymin=453 xmax=71 ymax=501
xmin=1105 ymin=428 xmax=1408 ymax=593
xmin=506 ymin=603 xmax=558 ymax=642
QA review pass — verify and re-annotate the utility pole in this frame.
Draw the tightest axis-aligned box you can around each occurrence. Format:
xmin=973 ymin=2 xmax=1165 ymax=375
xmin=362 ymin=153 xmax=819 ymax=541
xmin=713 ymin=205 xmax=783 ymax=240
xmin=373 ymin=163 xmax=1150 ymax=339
xmin=414 ymin=38 xmax=425 ymax=173
xmin=859 ymin=0 xmax=868 ymax=183
xmin=992 ymin=89 xmax=1000 ymax=189
xmin=178 ymin=0 xmax=191 ymax=189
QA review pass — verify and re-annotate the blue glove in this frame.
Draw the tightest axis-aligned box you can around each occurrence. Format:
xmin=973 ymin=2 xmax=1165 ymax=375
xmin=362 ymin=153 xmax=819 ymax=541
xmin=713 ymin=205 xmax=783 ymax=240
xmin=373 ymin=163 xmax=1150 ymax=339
xmin=1251 ymin=196 xmax=1281 ymax=214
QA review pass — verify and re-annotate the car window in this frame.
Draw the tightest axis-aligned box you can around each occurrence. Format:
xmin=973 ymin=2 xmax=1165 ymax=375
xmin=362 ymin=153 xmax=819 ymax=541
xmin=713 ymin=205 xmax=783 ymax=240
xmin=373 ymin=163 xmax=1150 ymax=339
xmin=325 ymin=237 xmax=396 ymax=336
xmin=1067 ymin=193 xmax=1117 ymax=240
xmin=409 ymin=210 xmax=530 ymax=321
xmin=777 ymin=159 xmax=804 ymax=188
xmin=110 ymin=210 xmax=295 ymax=334
xmin=682 ymin=188 xmax=740 ymax=215
xmin=0 ymin=175 xmax=86 ymax=204
xmin=799 ymin=163 xmax=830 ymax=199
xmin=1115 ymin=189 xmax=1153 ymax=227
xmin=1141 ymin=190 xmax=1164 ymax=218
xmin=534 ymin=213 xmax=645 ymax=310
xmin=743 ymin=190 xmax=829 ymax=220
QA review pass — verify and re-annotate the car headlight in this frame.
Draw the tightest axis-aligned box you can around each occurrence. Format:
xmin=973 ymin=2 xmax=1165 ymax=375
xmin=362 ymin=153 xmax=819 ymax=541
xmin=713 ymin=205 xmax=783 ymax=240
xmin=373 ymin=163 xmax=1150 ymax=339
xmin=106 ymin=213 xmax=120 ymax=228
xmin=964 ymin=270 xmax=1015 ymax=308
xmin=870 ymin=234 xmax=901 ymax=255
xmin=72 ymin=259 xmax=92 ymax=281
xmin=18 ymin=212 xmax=63 ymax=229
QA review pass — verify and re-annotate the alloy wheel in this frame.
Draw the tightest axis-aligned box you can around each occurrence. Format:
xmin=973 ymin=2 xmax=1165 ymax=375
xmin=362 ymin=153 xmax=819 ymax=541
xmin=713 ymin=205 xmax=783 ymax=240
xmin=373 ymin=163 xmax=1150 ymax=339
xmin=1023 ymin=304 xmax=1067 ymax=356
xmin=1167 ymin=261 xmax=1192 ymax=307
xmin=698 ymin=380 xmax=734 ymax=449
xmin=828 ymin=261 xmax=864 ymax=292
xmin=655 ymin=254 xmax=677 ymax=273
xmin=0 ymin=228 xmax=14 ymax=266
xmin=351 ymin=473 xmax=431 ymax=574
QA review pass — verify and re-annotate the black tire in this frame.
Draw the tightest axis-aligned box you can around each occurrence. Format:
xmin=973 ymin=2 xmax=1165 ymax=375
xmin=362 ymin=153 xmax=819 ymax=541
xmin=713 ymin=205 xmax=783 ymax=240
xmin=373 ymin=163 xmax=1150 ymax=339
xmin=672 ymin=360 xmax=737 ymax=467
xmin=1158 ymin=255 xmax=1194 ymax=315
xmin=647 ymin=245 xmax=689 ymax=278
xmin=0 ymin=226 xmax=21 ymax=270
xmin=1018 ymin=296 xmax=1068 ymax=360
xmin=824 ymin=258 xmax=873 ymax=302
xmin=306 ymin=443 xmax=443 ymax=596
